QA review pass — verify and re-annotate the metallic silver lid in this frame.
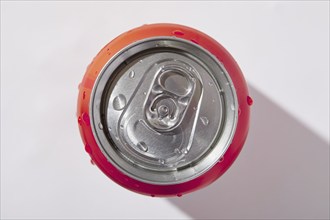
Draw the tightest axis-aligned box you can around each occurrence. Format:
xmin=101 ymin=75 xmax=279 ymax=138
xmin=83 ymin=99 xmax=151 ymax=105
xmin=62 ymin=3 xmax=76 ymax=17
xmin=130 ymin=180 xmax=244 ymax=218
xmin=90 ymin=37 xmax=238 ymax=185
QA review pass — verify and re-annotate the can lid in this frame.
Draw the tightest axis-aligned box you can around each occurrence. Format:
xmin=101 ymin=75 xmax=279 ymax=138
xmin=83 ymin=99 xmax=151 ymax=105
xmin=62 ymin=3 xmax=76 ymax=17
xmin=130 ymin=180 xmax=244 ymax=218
xmin=90 ymin=37 xmax=238 ymax=185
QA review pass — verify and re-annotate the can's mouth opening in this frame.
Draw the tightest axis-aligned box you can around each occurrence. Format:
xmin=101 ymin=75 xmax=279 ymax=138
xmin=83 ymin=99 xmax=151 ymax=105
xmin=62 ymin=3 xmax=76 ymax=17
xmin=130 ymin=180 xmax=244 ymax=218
xmin=90 ymin=37 xmax=238 ymax=185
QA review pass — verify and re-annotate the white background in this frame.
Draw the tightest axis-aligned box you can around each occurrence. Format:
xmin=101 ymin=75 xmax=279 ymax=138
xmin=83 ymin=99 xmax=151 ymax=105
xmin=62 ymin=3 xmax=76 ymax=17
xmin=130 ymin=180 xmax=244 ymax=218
xmin=1 ymin=1 xmax=329 ymax=219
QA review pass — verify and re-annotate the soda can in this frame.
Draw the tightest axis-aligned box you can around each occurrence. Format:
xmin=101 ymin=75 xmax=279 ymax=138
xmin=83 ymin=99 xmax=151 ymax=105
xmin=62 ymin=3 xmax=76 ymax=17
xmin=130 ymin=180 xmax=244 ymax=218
xmin=77 ymin=23 xmax=252 ymax=197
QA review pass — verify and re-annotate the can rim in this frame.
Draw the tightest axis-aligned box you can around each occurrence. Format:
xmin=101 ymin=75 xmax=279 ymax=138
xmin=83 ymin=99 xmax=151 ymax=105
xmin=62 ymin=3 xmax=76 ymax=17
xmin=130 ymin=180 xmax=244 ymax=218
xmin=89 ymin=36 xmax=238 ymax=185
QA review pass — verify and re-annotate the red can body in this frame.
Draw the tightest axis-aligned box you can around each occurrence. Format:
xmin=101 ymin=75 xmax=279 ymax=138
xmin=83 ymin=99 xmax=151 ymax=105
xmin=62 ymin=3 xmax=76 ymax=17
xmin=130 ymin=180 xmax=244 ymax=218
xmin=77 ymin=23 xmax=251 ymax=197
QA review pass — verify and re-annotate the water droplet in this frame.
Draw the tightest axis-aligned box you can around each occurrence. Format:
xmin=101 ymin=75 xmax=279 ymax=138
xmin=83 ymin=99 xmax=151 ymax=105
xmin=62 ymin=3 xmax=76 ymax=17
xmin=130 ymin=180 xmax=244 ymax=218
xmin=193 ymin=106 xmax=197 ymax=110
xmin=82 ymin=91 xmax=86 ymax=99
xmin=139 ymin=59 xmax=143 ymax=63
xmin=137 ymin=142 xmax=148 ymax=152
xmin=151 ymin=194 xmax=155 ymax=197
xmin=82 ymin=113 xmax=90 ymax=126
xmin=238 ymin=108 xmax=241 ymax=116
xmin=173 ymin=30 xmax=184 ymax=36
xmin=98 ymin=122 xmax=103 ymax=130
xmin=208 ymin=81 xmax=214 ymax=86
xmin=174 ymin=148 xmax=181 ymax=154
xmin=191 ymin=39 xmax=198 ymax=44
xmin=231 ymin=104 xmax=235 ymax=111
xmin=247 ymin=96 xmax=253 ymax=106
xmin=155 ymin=44 xmax=159 ymax=47
xmin=200 ymin=116 xmax=209 ymax=126
xmin=129 ymin=70 xmax=135 ymax=78
xmin=113 ymin=94 xmax=126 ymax=110
xmin=159 ymin=159 xmax=165 ymax=164
xmin=183 ymin=149 xmax=188 ymax=154
xmin=108 ymin=126 xmax=112 ymax=131
xmin=120 ymin=124 xmax=124 ymax=129
xmin=85 ymin=144 xmax=92 ymax=154
xmin=177 ymin=193 xmax=183 ymax=197
xmin=218 ymin=156 xmax=224 ymax=163
xmin=78 ymin=116 xmax=83 ymax=125
xmin=90 ymin=159 xmax=95 ymax=165
xmin=143 ymin=92 xmax=147 ymax=95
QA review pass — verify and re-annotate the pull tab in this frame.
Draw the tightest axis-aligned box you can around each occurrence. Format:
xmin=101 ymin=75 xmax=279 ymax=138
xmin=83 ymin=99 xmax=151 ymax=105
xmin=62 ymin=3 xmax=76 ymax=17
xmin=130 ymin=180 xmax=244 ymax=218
xmin=145 ymin=64 xmax=196 ymax=132
xmin=117 ymin=56 xmax=202 ymax=169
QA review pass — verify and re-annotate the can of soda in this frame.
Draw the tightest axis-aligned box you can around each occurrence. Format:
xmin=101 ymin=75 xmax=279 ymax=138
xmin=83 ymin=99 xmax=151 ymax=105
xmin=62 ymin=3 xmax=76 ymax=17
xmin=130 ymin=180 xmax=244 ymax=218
xmin=77 ymin=23 xmax=252 ymax=197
